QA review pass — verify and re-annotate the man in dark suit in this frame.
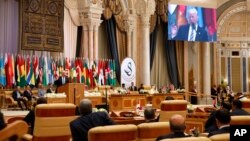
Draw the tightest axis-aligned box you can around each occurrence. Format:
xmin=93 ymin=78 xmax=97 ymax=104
xmin=174 ymin=8 xmax=208 ymax=42
xmin=129 ymin=82 xmax=137 ymax=91
xmin=144 ymin=107 xmax=157 ymax=122
xmin=205 ymin=102 xmax=231 ymax=133
xmin=70 ymin=99 xmax=115 ymax=141
xmin=54 ymin=71 xmax=69 ymax=87
xmin=0 ymin=111 xmax=6 ymax=130
xmin=12 ymin=86 xmax=28 ymax=110
xmin=156 ymin=114 xmax=190 ymax=140
xmin=211 ymin=85 xmax=218 ymax=107
xmin=46 ymin=83 xmax=54 ymax=93
xmin=231 ymin=99 xmax=250 ymax=116
xmin=23 ymin=97 xmax=47 ymax=135
xmin=208 ymin=109 xmax=230 ymax=137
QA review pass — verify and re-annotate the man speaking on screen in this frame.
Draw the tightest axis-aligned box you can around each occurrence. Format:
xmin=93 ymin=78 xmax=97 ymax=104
xmin=174 ymin=8 xmax=208 ymax=42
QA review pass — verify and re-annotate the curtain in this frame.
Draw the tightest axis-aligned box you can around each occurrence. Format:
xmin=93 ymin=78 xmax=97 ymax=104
xmin=150 ymin=25 xmax=169 ymax=88
xmin=0 ymin=0 xmax=19 ymax=54
xmin=75 ymin=26 xmax=82 ymax=57
xmin=104 ymin=17 xmax=121 ymax=83
xmin=150 ymin=25 xmax=158 ymax=70
xmin=63 ymin=7 xmax=77 ymax=58
xmin=175 ymin=41 xmax=184 ymax=84
xmin=162 ymin=21 xmax=181 ymax=88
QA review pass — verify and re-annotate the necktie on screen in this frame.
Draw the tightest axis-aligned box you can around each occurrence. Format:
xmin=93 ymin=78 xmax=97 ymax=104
xmin=189 ymin=24 xmax=196 ymax=41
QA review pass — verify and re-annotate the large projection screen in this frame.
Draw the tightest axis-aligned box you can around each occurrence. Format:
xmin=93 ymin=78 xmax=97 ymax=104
xmin=168 ymin=4 xmax=217 ymax=42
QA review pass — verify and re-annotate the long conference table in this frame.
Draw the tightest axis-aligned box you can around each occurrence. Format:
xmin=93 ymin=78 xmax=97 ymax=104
xmin=109 ymin=93 xmax=185 ymax=111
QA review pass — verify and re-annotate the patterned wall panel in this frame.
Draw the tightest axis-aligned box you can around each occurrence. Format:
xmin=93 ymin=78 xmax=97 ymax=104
xmin=242 ymin=57 xmax=247 ymax=92
xmin=20 ymin=0 xmax=64 ymax=52
xmin=231 ymin=58 xmax=241 ymax=92
xmin=221 ymin=57 xmax=226 ymax=82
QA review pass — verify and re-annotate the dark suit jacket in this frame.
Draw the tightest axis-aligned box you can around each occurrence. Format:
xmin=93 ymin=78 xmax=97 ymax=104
xmin=0 ymin=111 xmax=6 ymax=130
xmin=208 ymin=126 xmax=230 ymax=137
xmin=23 ymin=90 xmax=32 ymax=101
xmin=231 ymin=108 xmax=250 ymax=116
xmin=12 ymin=90 xmax=22 ymax=101
xmin=211 ymin=88 xmax=217 ymax=100
xmin=205 ymin=111 xmax=218 ymax=132
xmin=23 ymin=110 xmax=35 ymax=134
xmin=175 ymin=24 xmax=208 ymax=42
xmin=54 ymin=76 xmax=69 ymax=87
xmin=46 ymin=88 xmax=53 ymax=93
xmin=129 ymin=86 xmax=137 ymax=91
xmin=156 ymin=132 xmax=190 ymax=141
xmin=70 ymin=112 xmax=115 ymax=141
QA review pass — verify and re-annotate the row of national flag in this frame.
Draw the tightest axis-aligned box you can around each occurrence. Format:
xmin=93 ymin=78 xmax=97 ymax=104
xmin=0 ymin=54 xmax=117 ymax=88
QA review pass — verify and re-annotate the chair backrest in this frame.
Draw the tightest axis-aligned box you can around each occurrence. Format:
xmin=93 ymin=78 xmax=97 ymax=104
xmin=209 ymin=133 xmax=229 ymax=141
xmin=230 ymin=115 xmax=250 ymax=125
xmin=88 ymin=124 xmax=137 ymax=141
xmin=241 ymin=99 xmax=250 ymax=113
xmin=0 ymin=120 xmax=29 ymax=141
xmin=33 ymin=103 xmax=77 ymax=141
xmin=137 ymin=122 xmax=170 ymax=141
xmin=159 ymin=100 xmax=187 ymax=122
xmin=160 ymin=137 xmax=211 ymax=141
xmin=5 ymin=95 xmax=18 ymax=107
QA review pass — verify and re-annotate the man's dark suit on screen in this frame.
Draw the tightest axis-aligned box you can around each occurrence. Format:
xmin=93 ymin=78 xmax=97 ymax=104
xmin=175 ymin=24 xmax=208 ymax=42
xmin=70 ymin=111 xmax=115 ymax=141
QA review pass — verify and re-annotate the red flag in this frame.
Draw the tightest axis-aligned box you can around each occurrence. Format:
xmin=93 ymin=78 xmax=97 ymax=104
xmin=204 ymin=8 xmax=217 ymax=36
xmin=177 ymin=5 xmax=187 ymax=27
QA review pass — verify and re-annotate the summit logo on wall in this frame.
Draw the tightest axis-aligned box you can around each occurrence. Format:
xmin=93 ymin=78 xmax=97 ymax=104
xmin=121 ymin=58 xmax=136 ymax=85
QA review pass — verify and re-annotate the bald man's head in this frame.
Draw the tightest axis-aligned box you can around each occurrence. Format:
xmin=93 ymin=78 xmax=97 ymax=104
xmin=169 ymin=114 xmax=186 ymax=132
xmin=79 ymin=99 xmax=92 ymax=116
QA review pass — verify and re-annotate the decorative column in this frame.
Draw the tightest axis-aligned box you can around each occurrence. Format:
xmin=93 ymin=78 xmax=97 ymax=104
xmin=135 ymin=0 xmax=155 ymax=86
xmin=88 ymin=24 xmax=94 ymax=62
xmin=93 ymin=24 xmax=100 ymax=60
xmin=203 ymin=42 xmax=211 ymax=97
xmin=140 ymin=16 xmax=151 ymax=85
xmin=82 ymin=25 xmax=88 ymax=58
xmin=124 ymin=15 xmax=136 ymax=57
xmin=79 ymin=1 xmax=103 ymax=61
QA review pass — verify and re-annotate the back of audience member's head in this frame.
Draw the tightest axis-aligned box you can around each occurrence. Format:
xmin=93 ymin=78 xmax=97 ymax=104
xmin=221 ymin=102 xmax=232 ymax=111
xmin=232 ymin=99 xmax=242 ymax=109
xmin=165 ymin=96 xmax=174 ymax=100
xmin=144 ymin=107 xmax=155 ymax=122
xmin=79 ymin=99 xmax=92 ymax=116
xmin=215 ymin=109 xmax=231 ymax=125
xmin=169 ymin=114 xmax=186 ymax=132
xmin=36 ymin=97 xmax=47 ymax=105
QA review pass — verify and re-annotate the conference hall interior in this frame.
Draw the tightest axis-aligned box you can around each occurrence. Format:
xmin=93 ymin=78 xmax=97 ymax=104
xmin=1 ymin=0 xmax=250 ymax=141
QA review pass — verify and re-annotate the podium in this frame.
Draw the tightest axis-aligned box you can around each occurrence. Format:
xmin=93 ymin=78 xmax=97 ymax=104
xmin=57 ymin=83 xmax=84 ymax=106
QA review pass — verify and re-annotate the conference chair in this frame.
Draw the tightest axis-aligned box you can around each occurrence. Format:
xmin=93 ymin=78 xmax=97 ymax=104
xmin=230 ymin=115 xmax=250 ymax=125
xmin=0 ymin=120 xmax=29 ymax=141
xmin=5 ymin=94 xmax=19 ymax=110
xmin=88 ymin=124 xmax=137 ymax=141
xmin=241 ymin=99 xmax=250 ymax=113
xmin=160 ymin=136 xmax=211 ymax=141
xmin=33 ymin=103 xmax=77 ymax=141
xmin=159 ymin=100 xmax=188 ymax=122
xmin=209 ymin=133 xmax=230 ymax=141
xmin=137 ymin=122 xmax=170 ymax=141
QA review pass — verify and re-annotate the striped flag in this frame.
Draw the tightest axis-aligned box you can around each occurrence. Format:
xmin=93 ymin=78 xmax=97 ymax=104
xmin=26 ymin=56 xmax=35 ymax=85
xmin=0 ymin=55 xmax=6 ymax=86
xmin=42 ymin=56 xmax=48 ymax=86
